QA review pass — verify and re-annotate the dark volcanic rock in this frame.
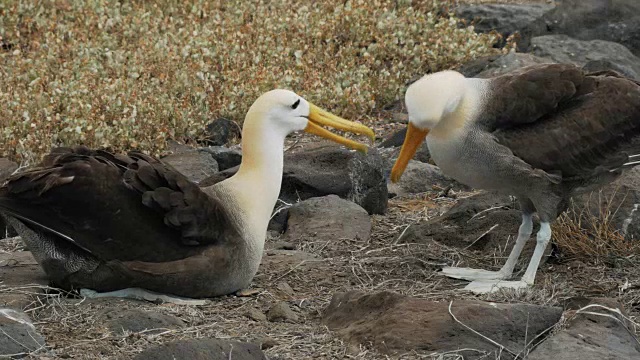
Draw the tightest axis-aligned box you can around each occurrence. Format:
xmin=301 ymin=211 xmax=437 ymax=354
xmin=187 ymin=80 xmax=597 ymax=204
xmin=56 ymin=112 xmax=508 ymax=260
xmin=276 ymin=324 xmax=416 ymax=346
xmin=201 ymin=117 xmax=242 ymax=146
xmin=284 ymin=195 xmax=371 ymax=244
xmin=323 ymin=291 xmax=563 ymax=357
xmin=0 ymin=308 xmax=46 ymax=357
xmin=457 ymin=52 xmax=555 ymax=79
xmin=378 ymin=128 xmax=431 ymax=164
xmin=522 ymin=0 xmax=640 ymax=56
xmin=299 ymin=146 xmax=387 ymax=215
xmin=455 ymin=3 xmax=554 ymax=48
xmin=0 ymin=158 xmax=18 ymax=182
xmin=200 ymin=146 xmax=242 ymax=171
xmin=528 ymin=298 xmax=640 ymax=360
xmin=531 ymin=35 xmax=640 ymax=81
xmin=134 ymin=338 xmax=267 ymax=360
xmin=201 ymin=144 xmax=388 ymax=214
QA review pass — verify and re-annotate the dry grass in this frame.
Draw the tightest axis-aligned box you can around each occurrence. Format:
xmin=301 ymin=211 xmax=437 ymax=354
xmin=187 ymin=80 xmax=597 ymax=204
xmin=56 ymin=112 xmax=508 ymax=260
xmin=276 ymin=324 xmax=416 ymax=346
xmin=1 ymin=186 xmax=639 ymax=359
xmin=0 ymin=0 xmax=501 ymax=164
xmin=553 ymin=192 xmax=640 ymax=263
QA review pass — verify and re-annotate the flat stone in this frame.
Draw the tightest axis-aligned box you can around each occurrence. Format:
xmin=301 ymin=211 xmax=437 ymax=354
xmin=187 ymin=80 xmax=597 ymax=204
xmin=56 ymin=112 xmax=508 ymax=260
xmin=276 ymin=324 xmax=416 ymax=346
xmin=266 ymin=301 xmax=298 ymax=323
xmin=161 ymin=149 xmax=219 ymax=184
xmin=134 ymin=338 xmax=267 ymax=360
xmin=0 ymin=307 xmax=46 ymax=357
xmin=99 ymin=308 xmax=185 ymax=335
xmin=323 ymin=291 xmax=563 ymax=356
xmin=528 ymin=298 xmax=640 ymax=360
xmin=283 ymin=195 xmax=371 ymax=245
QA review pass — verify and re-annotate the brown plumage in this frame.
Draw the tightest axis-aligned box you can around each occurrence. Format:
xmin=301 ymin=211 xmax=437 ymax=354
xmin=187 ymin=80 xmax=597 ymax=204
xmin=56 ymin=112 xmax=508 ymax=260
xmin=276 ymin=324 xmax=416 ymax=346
xmin=392 ymin=63 xmax=640 ymax=293
xmin=0 ymin=146 xmax=238 ymax=297
xmin=489 ymin=65 xmax=640 ymax=180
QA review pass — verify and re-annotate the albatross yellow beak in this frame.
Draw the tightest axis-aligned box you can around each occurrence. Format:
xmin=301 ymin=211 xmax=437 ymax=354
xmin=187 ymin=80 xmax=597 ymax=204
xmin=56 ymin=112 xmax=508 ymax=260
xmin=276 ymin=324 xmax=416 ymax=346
xmin=304 ymin=103 xmax=375 ymax=154
xmin=390 ymin=123 xmax=429 ymax=183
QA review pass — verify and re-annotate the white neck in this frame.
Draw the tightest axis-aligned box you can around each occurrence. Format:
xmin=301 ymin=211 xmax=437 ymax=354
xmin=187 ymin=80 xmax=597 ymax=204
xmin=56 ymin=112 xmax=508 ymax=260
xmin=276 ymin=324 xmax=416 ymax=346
xmin=213 ymin=118 xmax=286 ymax=247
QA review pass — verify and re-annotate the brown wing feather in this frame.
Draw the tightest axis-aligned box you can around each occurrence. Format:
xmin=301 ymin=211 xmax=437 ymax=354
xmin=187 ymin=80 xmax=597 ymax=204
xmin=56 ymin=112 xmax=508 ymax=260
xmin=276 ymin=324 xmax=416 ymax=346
xmin=492 ymin=70 xmax=640 ymax=178
xmin=480 ymin=64 xmax=596 ymax=131
xmin=0 ymin=146 xmax=230 ymax=262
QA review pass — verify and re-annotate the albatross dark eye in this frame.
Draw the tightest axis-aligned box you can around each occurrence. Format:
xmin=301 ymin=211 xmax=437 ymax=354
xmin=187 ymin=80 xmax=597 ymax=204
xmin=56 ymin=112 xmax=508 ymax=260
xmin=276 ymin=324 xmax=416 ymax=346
xmin=291 ymin=99 xmax=301 ymax=109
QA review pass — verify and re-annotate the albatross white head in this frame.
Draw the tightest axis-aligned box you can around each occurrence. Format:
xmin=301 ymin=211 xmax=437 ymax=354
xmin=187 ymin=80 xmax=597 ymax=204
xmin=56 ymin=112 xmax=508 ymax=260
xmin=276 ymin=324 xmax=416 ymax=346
xmin=390 ymin=70 xmax=473 ymax=183
xmin=240 ymin=89 xmax=374 ymax=161
xmin=220 ymin=89 xmax=374 ymax=252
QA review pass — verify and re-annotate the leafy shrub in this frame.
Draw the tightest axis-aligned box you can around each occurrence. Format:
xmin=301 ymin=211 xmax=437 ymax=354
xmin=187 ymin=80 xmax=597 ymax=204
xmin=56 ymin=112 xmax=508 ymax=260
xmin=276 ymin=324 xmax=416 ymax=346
xmin=0 ymin=0 xmax=498 ymax=163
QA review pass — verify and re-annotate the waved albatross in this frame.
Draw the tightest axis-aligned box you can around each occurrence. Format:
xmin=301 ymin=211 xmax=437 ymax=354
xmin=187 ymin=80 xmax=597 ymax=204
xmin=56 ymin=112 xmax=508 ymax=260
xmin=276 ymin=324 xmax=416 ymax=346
xmin=390 ymin=64 xmax=640 ymax=293
xmin=0 ymin=89 xmax=374 ymax=302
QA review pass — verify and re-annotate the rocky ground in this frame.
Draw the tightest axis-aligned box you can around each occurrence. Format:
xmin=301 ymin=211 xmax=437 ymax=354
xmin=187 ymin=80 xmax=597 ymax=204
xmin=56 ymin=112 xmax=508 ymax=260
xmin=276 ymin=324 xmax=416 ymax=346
xmin=2 ymin=0 xmax=640 ymax=359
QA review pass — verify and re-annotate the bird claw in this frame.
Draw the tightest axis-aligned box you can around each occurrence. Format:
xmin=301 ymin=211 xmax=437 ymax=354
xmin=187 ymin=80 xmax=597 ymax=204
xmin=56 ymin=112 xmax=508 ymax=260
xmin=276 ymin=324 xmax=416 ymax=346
xmin=441 ymin=267 xmax=508 ymax=281
xmin=463 ymin=280 xmax=531 ymax=294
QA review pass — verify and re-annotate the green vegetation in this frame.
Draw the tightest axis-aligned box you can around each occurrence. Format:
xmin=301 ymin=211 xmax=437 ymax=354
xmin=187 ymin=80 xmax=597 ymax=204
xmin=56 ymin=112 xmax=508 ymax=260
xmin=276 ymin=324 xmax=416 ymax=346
xmin=0 ymin=0 xmax=499 ymax=163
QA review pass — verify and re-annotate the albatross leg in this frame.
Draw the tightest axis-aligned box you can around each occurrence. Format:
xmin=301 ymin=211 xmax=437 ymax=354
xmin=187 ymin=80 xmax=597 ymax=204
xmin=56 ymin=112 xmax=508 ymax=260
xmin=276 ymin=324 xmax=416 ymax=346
xmin=441 ymin=212 xmax=533 ymax=281
xmin=79 ymin=288 xmax=209 ymax=306
xmin=463 ymin=221 xmax=551 ymax=294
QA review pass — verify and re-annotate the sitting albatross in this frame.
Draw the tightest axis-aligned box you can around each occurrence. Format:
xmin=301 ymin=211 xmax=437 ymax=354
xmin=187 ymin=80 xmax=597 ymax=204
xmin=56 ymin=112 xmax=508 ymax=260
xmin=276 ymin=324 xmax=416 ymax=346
xmin=0 ymin=89 xmax=374 ymax=301
xmin=390 ymin=64 xmax=640 ymax=293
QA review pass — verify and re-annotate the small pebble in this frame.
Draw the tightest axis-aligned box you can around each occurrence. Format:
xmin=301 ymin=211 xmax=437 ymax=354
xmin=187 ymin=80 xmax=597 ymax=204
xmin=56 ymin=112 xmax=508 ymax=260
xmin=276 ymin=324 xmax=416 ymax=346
xmin=260 ymin=337 xmax=278 ymax=350
xmin=244 ymin=307 xmax=267 ymax=322
xmin=275 ymin=282 xmax=295 ymax=298
xmin=267 ymin=302 xmax=299 ymax=323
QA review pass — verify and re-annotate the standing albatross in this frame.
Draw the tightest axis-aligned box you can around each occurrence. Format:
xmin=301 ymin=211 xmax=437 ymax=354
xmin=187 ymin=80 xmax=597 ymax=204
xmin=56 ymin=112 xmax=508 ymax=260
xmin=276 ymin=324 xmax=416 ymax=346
xmin=390 ymin=64 xmax=640 ymax=293
xmin=0 ymin=89 xmax=374 ymax=300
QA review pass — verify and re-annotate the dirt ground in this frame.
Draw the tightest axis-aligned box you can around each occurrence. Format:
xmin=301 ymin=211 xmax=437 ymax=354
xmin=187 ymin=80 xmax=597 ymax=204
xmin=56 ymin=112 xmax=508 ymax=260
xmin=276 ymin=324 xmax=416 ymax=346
xmin=2 ymin=134 xmax=639 ymax=359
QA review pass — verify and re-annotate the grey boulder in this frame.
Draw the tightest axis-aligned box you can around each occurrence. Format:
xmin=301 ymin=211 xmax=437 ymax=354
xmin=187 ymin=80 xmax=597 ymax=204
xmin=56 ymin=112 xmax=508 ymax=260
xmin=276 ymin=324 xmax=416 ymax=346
xmin=531 ymin=35 xmax=640 ymax=81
